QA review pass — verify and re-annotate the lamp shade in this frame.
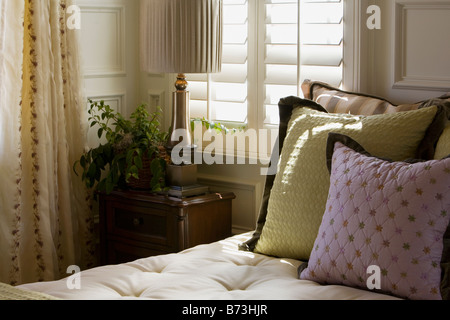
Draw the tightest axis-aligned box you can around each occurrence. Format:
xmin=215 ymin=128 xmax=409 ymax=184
xmin=140 ymin=0 xmax=223 ymax=74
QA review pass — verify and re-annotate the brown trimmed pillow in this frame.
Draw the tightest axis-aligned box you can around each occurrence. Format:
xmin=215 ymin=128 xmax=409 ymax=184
xmin=301 ymin=80 xmax=450 ymax=159
xmin=301 ymin=80 xmax=421 ymax=115
xmin=301 ymin=79 xmax=450 ymax=117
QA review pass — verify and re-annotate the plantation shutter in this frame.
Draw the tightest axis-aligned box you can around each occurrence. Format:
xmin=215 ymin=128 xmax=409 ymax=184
xmin=263 ymin=0 xmax=299 ymax=125
xmin=264 ymin=0 xmax=344 ymax=125
xmin=299 ymin=0 xmax=344 ymax=85
xmin=188 ymin=0 xmax=249 ymax=124
xmin=188 ymin=0 xmax=344 ymax=126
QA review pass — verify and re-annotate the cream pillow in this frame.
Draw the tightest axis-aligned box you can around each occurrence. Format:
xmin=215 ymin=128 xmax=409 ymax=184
xmin=255 ymin=106 xmax=439 ymax=260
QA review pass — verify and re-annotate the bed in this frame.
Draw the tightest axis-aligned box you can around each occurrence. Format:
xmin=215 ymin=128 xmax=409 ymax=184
xmin=13 ymin=80 xmax=450 ymax=301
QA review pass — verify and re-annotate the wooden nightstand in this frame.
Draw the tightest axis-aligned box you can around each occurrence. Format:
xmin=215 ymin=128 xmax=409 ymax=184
xmin=98 ymin=190 xmax=235 ymax=265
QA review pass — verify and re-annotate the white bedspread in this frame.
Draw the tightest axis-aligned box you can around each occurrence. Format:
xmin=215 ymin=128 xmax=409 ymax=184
xmin=18 ymin=233 xmax=398 ymax=300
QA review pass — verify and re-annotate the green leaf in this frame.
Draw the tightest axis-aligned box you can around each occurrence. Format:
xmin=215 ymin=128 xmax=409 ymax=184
xmin=79 ymin=155 xmax=86 ymax=168
xmin=72 ymin=160 xmax=80 ymax=175
xmin=150 ymin=158 xmax=161 ymax=174
xmin=129 ymin=165 xmax=139 ymax=176
xmin=134 ymin=155 xmax=142 ymax=169
xmin=87 ymin=163 xmax=97 ymax=178
xmin=95 ymin=156 xmax=105 ymax=169
xmin=126 ymin=149 xmax=135 ymax=165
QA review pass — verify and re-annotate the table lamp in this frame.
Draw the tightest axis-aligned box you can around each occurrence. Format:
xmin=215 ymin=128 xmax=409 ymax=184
xmin=140 ymin=0 xmax=223 ymax=188
xmin=140 ymin=0 xmax=223 ymax=151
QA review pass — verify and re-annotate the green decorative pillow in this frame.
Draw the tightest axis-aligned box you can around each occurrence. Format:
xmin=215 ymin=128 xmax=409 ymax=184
xmin=434 ymin=122 xmax=450 ymax=160
xmin=254 ymin=105 xmax=441 ymax=260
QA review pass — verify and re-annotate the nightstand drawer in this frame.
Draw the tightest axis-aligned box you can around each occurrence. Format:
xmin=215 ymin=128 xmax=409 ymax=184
xmin=106 ymin=201 xmax=177 ymax=247
xmin=114 ymin=208 xmax=166 ymax=237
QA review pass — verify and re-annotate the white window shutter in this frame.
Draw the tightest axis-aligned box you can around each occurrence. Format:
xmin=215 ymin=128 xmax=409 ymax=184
xmin=188 ymin=0 xmax=249 ymax=124
xmin=263 ymin=0 xmax=343 ymax=125
xmin=299 ymin=0 xmax=344 ymax=86
xmin=188 ymin=0 xmax=344 ymax=127
xmin=263 ymin=0 xmax=299 ymax=125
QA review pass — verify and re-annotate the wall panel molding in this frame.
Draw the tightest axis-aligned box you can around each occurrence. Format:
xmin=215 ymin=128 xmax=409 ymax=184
xmin=87 ymin=92 xmax=126 ymax=114
xmin=147 ymin=89 xmax=167 ymax=126
xmin=79 ymin=4 xmax=126 ymax=78
xmin=197 ymin=173 xmax=262 ymax=235
xmin=393 ymin=1 xmax=450 ymax=91
xmin=147 ymin=90 xmax=166 ymax=110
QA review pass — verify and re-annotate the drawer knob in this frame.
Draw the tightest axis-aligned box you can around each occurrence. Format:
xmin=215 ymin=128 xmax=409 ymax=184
xmin=133 ymin=217 xmax=143 ymax=227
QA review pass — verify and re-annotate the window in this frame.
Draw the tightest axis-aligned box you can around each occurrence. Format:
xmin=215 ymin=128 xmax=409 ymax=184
xmin=189 ymin=0 xmax=344 ymax=128
xmin=188 ymin=0 xmax=250 ymax=124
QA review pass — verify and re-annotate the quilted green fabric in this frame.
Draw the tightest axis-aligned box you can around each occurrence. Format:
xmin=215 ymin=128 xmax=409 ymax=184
xmin=434 ymin=122 xmax=450 ymax=160
xmin=255 ymin=106 xmax=439 ymax=260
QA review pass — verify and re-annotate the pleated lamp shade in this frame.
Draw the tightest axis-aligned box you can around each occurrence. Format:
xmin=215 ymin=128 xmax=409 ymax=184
xmin=140 ymin=0 xmax=223 ymax=74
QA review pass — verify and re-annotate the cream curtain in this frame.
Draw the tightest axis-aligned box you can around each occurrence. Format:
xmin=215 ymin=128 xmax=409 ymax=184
xmin=0 ymin=0 xmax=94 ymax=285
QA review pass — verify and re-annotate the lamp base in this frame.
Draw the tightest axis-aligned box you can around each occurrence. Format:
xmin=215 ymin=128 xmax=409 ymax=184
xmin=166 ymin=163 xmax=198 ymax=187
xmin=165 ymin=74 xmax=194 ymax=152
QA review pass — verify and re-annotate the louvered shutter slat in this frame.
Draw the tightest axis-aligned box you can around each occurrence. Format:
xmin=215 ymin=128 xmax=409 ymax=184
xmin=222 ymin=44 xmax=247 ymax=64
xmin=265 ymin=44 xmax=298 ymax=65
xmin=301 ymin=44 xmax=343 ymax=66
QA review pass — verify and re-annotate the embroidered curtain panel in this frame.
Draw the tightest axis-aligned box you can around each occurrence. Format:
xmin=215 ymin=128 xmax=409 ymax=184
xmin=0 ymin=0 xmax=94 ymax=285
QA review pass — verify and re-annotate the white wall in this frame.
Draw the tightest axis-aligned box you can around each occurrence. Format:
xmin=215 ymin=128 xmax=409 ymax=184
xmin=77 ymin=0 xmax=450 ymax=235
xmin=75 ymin=0 xmax=141 ymax=148
xmin=359 ymin=0 xmax=450 ymax=103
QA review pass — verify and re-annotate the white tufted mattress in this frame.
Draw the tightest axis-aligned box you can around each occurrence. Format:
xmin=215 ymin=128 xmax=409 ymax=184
xmin=18 ymin=232 xmax=398 ymax=300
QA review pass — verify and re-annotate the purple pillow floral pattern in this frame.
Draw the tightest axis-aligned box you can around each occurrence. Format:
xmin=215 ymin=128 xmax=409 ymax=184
xmin=300 ymin=138 xmax=450 ymax=300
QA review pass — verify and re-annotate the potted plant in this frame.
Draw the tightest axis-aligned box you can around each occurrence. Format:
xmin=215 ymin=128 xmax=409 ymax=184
xmin=74 ymin=100 xmax=170 ymax=195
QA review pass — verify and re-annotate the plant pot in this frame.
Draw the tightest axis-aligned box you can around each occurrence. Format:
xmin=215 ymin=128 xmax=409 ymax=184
xmin=127 ymin=156 xmax=153 ymax=190
xmin=166 ymin=164 xmax=197 ymax=187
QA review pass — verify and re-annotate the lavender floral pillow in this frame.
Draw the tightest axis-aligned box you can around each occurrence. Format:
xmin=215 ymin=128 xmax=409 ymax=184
xmin=300 ymin=134 xmax=450 ymax=300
